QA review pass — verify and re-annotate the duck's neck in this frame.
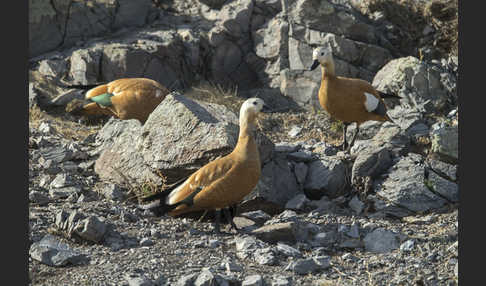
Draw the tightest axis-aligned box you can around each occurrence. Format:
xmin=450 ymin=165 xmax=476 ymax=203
xmin=233 ymin=114 xmax=258 ymax=160
xmin=321 ymin=61 xmax=335 ymax=80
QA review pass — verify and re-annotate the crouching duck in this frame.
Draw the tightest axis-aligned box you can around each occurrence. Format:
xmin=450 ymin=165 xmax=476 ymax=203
xmin=69 ymin=78 xmax=170 ymax=124
xmin=309 ymin=47 xmax=400 ymax=152
xmin=139 ymin=97 xmax=271 ymax=233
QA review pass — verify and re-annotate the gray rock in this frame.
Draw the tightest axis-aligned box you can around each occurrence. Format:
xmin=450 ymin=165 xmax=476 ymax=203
xmin=29 ymin=234 xmax=88 ymax=267
xmin=69 ymin=48 xmax=102 ymax=85
xmin=49 ymin=186 xmax=81 ymax=199
xmin=346 ymin=223 xmax=360 ymax=238
xmin=100 ymin=183 xmax=126 ymax=202
xmin=29 ymin=191 xmax=51 ymax=205
xmin=242 ymin=274 xmax=264 ymax=286
xmin=224 ymin=260 xmax=243 ymax=273
xmin=38 ymin=58 xmax=68 ymax=79
xmin=233 ymin=217 xmax=259 ymax=232
xmin=40 ymin=146 xmax=74 ymax=164
xmin=29 ymin=0 xmax=156 ymax=57
xmin=376 ymin=154 xmax=448 ymax=215
xmin=348 ymin=195 xmax=365 ymax=214
xmin=235 ymin=236 xmax=267 ymax=260
xmin=287 ymin=150 xmax=315 ymax=162
xmin=285 ymin=194 xmax=310 ymax=211
xmin=427 ymin=171 xmax=459 ymax=202
xmin=125 ymin=273 xmax=155 ymax=286
xmin=304 ymin=156 xmax=348 ymax=198
xmin=312 ymin=231 xmax=338 ymax=247
xmin=253 ymin=18 xmax=288 ymax=59
xmin=276 ymin=242 xmax=302 ymax=258
xmin=29 ymin=83 xmax=40 ymax=108
xmin=55 ymin=210 xmax=107 ymax=243
xmin=252 ymin=222 xmax=308 ymax=244
xmin=194 ymin=269 xmax=215 ymax=286
xmin=400 ymin=240 xmax=415 ymax=252
xmin=254 ymin=247 xmax=277 ymax=265
xmin=339 ymin=238 xmax=362 ymax=249
xmin=175 ymin=273 xmax=198 ymax=286
xmin=239 ymin=210 xmax=272 ymax=225
xmin=248 ymin=153 xmax=300 ymax=207
xmin=430 ymin=124 xmax=458 ymax=163
xmin=288 ymin=126 xmax=302 ymax=138
xmin=427 ymin=158 xmax=457 ymax=181
xmin=293 ymin=162 xmax=308 ymax=185
xmin=363 ymin=228 xmax=400 ymax=253
xmin=274 ymin=142 xmax=300 ymax=153
xmin=351 ymin=146 xmax=393 ymax=189
xmin=271 ymin=275 xmax=292 ymax=286
xmin=139 ymin=238 xmax=154 ymax=247
xmin=285 ymin=256 xmax=330 ymax=275
xmin=373 ymin=56 xmax=455 ymax=112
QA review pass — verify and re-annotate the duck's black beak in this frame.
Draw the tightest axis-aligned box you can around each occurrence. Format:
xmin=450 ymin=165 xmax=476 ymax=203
xmin=309 ymin=60 xmax=319 ymax=71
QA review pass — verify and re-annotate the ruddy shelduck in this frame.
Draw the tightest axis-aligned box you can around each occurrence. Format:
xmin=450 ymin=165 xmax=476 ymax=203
xmin=73 ymin=78 xmax=169 ymax=124
xmin=309 ymin=47 xmax=400 ymax=152
xmin=139 ymin=97 xmax=271 ymax=233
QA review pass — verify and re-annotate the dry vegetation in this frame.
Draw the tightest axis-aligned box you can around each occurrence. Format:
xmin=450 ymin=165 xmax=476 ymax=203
xmin=360 ymin=0 xmax=458 ymax=58
xmin=184 ymin=81 xmax=345 ymax=146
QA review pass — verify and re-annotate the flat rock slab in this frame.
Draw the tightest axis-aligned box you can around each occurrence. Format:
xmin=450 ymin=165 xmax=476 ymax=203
xmin=29 ymin=234 xmax=88 ymax=267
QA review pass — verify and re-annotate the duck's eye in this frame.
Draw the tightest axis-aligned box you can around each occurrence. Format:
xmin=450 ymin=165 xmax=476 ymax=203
xmin=321 ymin=52 xmax=324 ymax=56
xmin=253 ymin=101 xmax=258 ymax=105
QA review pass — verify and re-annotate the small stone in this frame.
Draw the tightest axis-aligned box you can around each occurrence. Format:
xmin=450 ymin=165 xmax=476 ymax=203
xmin=29 ymin=234 xmax=88 ymax=267
xmin=276 ymin=242 xmax=302 ymax=258
xmin=288 ymin=126 xmax=302 ymax=138
xmin=346 ymin=223 xmax=360 ymax=238
xmin=225 ymin=260 xmax=243 ymax=273
xmin=287 ymin=150 xmax=314 ymax=162
xmin=285 ymin=193 xmax=309 ymax=211
xmin=271 ymin=275 xmax=292 ymax=286
xmin=101 ymin=183 xmax=126 ymax=201
xmin=49 ymin=173 xmax=76 ymax=189
xmin=312 ymin=231 xmax=337 ymax=247
xmin=208 ymin=239 xmax=221 ymax=248
xmin=29 ymin=191 xmax=50 ymax=205
xmin=49 ymin=186 xmax=82 ymax=199
xmin=254 ymin=248 xmax=277 ymax=265
xmin=400 ymin=240 xmax=415 ymax=252
xmin=242 ymin=274 xmax=264 ymax=286
xmin=194 ymin=268 xmax=217 ymax=286
xmin=252 ymin=222 xmax=299 ymax=244
xmin=274 ymin=142 xmax=300 ymax=153
xmin=364 ymin=228 xmax=400 ymax=253
xmin=175 ymin=273 xmax=198 ymax=286
xmin=348 ymin=196 xmax=365 ymax=214
xmin=285 ymin=257 xmax=329 ymax=275
xmin=139 ymin=238 xmax=154 ymax=247
xmin=239 ymin=210 xmax=272 ymax=225
xmin=125 ymin=273 xmax=155 ymax=286
xmin=293 ymin=162 xmax=308 ymax=185
xmin=233 ymin=217 xmax=258 ymax=232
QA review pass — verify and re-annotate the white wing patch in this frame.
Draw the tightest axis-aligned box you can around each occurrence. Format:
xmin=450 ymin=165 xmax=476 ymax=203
xmin=364 ymin=92 xmax=379 ymax=112
xmin=166 ymin=179 xmax=190 ymax=205
xmin=155 ymin=89 xmax=163 ymax=98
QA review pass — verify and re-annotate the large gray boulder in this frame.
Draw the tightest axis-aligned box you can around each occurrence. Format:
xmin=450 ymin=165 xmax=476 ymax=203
xmin=94 ymin=92 xmax=274 ymax=186
xmin=304 ymin=156 xmax=349 ymax=199
xmin=373 ymin=56 xmax=456 ymax=113
xmin=374 ymin=154 xmax=448 ymax=216
xmin=29 ymin=0 xmax=155 ymax=58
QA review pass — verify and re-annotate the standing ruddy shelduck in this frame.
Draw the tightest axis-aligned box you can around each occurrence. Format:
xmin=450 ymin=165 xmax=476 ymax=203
xmin=73 ymin=78 xmax=169 ymax=124
xmin=139 ymin=98 xmax=271 ymax=233
xmin=309 ymin=47 xmax=400 ymax=152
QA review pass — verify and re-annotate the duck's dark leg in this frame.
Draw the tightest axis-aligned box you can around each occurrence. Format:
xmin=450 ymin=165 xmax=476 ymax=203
xmin=222 ymin=207 xmax=238 ymax=231
xmin=337 ymin=122 xmax=350 ymax=151
xmin=197 ymin=210 xmax=208 ymax=223
xmin=346 ymin=124 xmax=360 ymax=152
xmin=213 ymin=209 xmax=221 ymax=234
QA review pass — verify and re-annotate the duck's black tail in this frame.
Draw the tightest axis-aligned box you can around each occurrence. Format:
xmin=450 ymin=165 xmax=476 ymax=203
xmin=378 ymin=90 xmax=401 ymax=99
xmin=59 ymin=83 xmax=105 ymax=90
xmin=138 ymin=176 xmax=192 ymax=216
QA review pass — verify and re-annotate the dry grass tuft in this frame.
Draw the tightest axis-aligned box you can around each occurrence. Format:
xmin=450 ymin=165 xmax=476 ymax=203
xmin=184 ymin=81 xmax=245 ymax=115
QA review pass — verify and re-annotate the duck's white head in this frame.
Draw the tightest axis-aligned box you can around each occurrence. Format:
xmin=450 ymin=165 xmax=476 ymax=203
xmin=239 ymin=97 xmax=269 ymax=126
xmin=310 ymin=46 xmax=334 ymax=71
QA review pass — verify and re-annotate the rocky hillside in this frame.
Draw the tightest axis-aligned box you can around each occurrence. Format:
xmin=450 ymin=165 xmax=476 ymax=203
xmin=28 ymin=0 xmax=458 ymax=285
